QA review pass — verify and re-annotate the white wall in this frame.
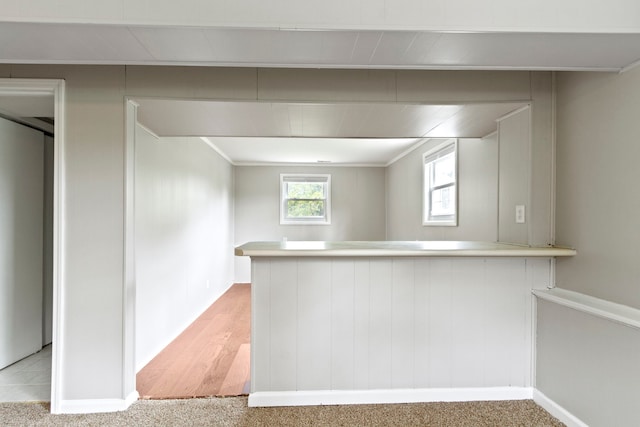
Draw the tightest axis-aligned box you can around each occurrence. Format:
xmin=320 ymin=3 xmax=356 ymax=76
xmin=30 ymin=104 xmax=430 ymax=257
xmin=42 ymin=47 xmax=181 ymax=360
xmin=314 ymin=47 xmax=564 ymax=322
xmin=0 ymin=116 xmax=44 ymax=369
xmin=135 ymin=126 xmax=235 ymax=370
xmin=529 ymin=72 xmax=555 ymax=247
xmin=534 ymin=67 xmax=640 ymax=426
xmin=16 ymin=66 xmax=129 ymax=402
xmin=0 ymin=65 xmax=548 ymax=408
xmin=555 ymin=68 xmax=640 ymax=308
xmin=536 ymin=300 xmax=640 ymax=426
xmin=497 ymin=108 xmax=530 ymax=245
xmin=385 ymin=76 xmax=553 ymax=247
xmin=234 ymin=166 xmax=386 ymax=282
xmin=386 ymin=137 xmax=498 ymax=241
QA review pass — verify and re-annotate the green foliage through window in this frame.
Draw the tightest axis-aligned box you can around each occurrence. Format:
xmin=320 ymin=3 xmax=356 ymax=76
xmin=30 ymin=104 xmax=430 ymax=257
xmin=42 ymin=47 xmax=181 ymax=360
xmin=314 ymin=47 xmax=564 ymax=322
xmin=281 ymin=175 xmax=331 ymax=224
xmin=286 ymin=199 xmax=325 ymax=218
xmin=285 ymin=182 xmax=325 ymax=218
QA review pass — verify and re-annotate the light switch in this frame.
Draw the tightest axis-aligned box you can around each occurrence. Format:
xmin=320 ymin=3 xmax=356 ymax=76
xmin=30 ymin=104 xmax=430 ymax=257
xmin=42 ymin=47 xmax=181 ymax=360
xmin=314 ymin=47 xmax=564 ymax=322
xmin=515 ymin=205 xmax=526 ymax=224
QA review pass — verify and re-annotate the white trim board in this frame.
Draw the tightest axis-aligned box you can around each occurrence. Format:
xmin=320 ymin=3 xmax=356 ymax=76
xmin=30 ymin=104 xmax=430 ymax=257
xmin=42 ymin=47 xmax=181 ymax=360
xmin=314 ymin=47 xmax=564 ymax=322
xmin=250 ymin=387 xmax=587 ymax=427
xmin=249 ymin=387 xmax=533 ymax=408
xmin=533 ymin=288 xmax=640 ymax=330
xmin=58 ymin=391 xmax=139 ymax=415
xmin=123 ymin=100 xmax=138 ymax=404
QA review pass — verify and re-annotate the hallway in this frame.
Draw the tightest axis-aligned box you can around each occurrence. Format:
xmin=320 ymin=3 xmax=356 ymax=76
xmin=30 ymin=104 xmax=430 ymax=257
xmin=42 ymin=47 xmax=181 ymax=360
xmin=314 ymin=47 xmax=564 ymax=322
xmin=136 ymin=283 xmax=251 ymax=399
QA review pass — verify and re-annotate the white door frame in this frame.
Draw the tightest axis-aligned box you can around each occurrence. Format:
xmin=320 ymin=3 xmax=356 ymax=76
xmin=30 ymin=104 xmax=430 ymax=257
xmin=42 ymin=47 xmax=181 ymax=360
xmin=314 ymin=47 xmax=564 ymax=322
xmin=123 ymin=99 xmax=138 ymax=399
xmin=0 ymin=78 xmax=66 ymax=412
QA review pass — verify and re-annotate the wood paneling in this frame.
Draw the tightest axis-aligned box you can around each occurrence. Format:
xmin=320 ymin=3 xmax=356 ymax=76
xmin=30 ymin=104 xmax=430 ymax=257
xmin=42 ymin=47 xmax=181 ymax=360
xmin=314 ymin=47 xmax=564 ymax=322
xmin=136 ymin=283 xmax=250 ymax=399
xmin=331 ymin=260 xmax=355 ymax=390
xmin=251 ymin=257 xmax=546 ymax=394
xmin=297 ymin=260 xmax=332 ymax=390
xmin=497 ymin=107 xmax=531 ymax=245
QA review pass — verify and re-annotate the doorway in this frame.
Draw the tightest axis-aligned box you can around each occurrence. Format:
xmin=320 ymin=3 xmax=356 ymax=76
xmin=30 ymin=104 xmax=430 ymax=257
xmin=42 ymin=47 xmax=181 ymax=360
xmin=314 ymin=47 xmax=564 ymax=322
xmin=126 ymin=100 xmax=243 ymax=399
xmin=0 ymin=79 xmax=65 ymax=411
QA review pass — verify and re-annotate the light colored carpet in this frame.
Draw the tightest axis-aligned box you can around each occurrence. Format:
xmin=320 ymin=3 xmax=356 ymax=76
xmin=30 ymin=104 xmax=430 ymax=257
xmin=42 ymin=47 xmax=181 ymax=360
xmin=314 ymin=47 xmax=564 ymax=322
xmin=0 ymin=397 xmax=565 ymax=426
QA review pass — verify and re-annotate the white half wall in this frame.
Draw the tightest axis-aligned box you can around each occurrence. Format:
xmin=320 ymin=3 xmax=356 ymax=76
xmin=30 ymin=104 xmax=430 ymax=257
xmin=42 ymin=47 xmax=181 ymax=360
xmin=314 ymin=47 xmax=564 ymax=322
xmin=386 ymin=137 xmax=498 ymax=241
xmin=0 ymin=116 xmax=44 ymax=369
xmin=135 ymin=126 xmax=235 ymax=370
xmin=251 ymin=256 xmax=549 ymax=396
xmin=234 ymin=166 xmax=386 ymax=283
xmin=536 ymin=299 xmax=640 ymax=426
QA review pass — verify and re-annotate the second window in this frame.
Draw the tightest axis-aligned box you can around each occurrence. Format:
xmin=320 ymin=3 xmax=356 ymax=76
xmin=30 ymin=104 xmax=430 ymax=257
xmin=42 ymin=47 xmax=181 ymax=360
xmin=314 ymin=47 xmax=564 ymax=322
xmin=423 ymin=140 xmax=457 ymax=226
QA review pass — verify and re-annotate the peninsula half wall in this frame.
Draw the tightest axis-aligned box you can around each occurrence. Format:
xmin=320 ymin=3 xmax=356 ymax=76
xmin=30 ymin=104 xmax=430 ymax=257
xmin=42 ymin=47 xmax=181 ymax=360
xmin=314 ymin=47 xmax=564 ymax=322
xmin=236 ymin=240 xmax=576 ymax=407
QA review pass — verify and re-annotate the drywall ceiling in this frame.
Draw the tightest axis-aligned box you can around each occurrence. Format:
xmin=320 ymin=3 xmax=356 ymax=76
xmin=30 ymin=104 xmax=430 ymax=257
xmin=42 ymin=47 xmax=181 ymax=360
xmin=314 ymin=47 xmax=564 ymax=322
xmin=1 ymin=23 xmax=640 ymax=71
xmin=135 ymin=99 xmax=525 ymax=165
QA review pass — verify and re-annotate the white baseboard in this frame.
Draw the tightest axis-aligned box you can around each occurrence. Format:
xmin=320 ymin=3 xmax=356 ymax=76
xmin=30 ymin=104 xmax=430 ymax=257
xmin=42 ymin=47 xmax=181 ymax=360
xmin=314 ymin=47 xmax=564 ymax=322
xmin=52 ymin=386 xmax=586 ymax=426
xmin=56 ymin=390 xmax=139 ymax=414
xmin=249 ymin=387 xmax=533 ymax=408
xmin=533 ymin=389 xmax=588 ymax=427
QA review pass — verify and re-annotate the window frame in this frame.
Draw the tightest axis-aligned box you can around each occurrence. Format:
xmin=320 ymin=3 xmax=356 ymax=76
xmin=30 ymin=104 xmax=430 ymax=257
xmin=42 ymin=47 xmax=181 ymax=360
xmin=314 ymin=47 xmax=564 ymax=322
xmin=422 ymin=139 xmax=458 ymax=227
xmin=280 ymin=173 xmax=331 ymax=225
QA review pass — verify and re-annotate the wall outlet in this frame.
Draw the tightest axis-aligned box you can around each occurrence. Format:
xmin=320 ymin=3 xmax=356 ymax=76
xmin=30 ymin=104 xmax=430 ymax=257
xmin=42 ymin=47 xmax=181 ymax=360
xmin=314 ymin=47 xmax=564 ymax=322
xmin=206 ymin=280 xmax=210 ymax=289
xmin=515 ymin=205 xmax=526 ymax=224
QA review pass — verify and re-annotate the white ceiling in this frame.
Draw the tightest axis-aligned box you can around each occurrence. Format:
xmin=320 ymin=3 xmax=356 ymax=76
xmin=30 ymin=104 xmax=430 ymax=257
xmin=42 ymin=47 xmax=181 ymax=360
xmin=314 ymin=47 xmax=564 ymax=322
xmin=2 ymin=23 xmax=640 ymax=71
xmin=2 ymin=21 xmax=638 ymax=165
xmin=200 ymin=136 xmax=424 ymax=166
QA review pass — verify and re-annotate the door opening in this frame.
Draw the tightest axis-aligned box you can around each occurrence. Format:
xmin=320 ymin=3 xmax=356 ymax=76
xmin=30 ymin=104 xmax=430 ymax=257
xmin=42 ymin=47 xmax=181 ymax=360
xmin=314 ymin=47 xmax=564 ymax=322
xmin=0 ymin=79 xmax=65 ymax=412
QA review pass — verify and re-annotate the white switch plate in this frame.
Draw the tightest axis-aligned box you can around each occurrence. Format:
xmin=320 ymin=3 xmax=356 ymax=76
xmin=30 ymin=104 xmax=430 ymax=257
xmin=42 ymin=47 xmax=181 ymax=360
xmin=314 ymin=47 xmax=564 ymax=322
xmin=515 ymin=205 xmax=526 ymax=224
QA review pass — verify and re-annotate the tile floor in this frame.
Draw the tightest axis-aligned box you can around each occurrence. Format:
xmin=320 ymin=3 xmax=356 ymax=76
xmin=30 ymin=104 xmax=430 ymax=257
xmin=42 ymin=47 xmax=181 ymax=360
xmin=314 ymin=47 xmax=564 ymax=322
xmin=0 ymin=345 xmax=51 ymax=402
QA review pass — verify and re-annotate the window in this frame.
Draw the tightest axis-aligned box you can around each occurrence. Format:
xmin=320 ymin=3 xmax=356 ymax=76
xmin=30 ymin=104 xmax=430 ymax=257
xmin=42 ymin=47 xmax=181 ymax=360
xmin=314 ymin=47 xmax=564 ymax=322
xmin=280 ymin=174 xmax=331 ymax=225
xmin=423 ymin=140 xmax=457 ymax=226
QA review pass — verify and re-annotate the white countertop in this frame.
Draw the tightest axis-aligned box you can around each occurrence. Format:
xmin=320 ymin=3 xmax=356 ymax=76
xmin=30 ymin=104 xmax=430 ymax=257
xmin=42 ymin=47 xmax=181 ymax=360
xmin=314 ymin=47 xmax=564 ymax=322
xmin=235 ymin=240 xmax=577 ymax=257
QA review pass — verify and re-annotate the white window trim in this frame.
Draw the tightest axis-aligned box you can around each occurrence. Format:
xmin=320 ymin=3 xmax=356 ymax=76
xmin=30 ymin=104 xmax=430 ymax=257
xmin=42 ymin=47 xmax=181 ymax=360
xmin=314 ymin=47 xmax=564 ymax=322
xmin=280 ymin=173 xmax=331 ymax=225
xmin=423 ymin=139 xmax=458 ymax=227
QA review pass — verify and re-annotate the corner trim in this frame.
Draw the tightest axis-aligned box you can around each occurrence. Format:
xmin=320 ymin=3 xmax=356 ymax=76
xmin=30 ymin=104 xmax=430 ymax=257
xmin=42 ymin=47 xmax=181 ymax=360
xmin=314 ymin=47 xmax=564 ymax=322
xmin=533 ymin=389 xmax=588 ymax=427
xmin=57 ymin=391 xmax=139 ymax=414
xmin=249 ymin=387 xmax=533 ymax=407
xmin=123 ymin=99 xmax=138 ymax=403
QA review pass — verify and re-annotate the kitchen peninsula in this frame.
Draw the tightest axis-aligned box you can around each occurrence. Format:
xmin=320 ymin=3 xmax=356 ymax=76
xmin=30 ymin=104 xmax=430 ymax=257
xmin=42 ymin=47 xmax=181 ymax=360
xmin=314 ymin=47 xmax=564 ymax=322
xmin=235 ymin=241 xmax=576 ymax=407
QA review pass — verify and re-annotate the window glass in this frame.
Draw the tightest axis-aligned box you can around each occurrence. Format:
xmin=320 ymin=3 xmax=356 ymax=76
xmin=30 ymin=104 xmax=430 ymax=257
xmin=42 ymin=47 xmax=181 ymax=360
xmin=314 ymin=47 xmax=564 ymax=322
xmin=423 ymin=140 xmax=457 ymax=226
xmin=280 ymin=174 xmax=331 ymax=224
xmin=432 ymin=152 xmax=455 ymax=187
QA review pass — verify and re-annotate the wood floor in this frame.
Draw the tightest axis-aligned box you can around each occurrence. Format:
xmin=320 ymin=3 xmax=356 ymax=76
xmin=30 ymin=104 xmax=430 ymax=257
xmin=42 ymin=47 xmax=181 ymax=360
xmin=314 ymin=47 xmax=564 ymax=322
xmin=136 ymin=283 xmax=251 ymax=399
